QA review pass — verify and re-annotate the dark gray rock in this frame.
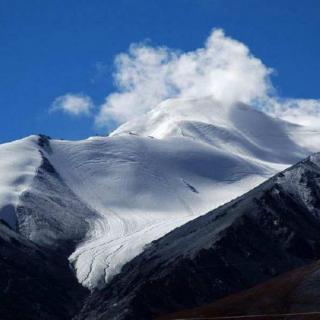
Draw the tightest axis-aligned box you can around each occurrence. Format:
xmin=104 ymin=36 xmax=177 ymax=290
xmin=0 ymin=221 xmax=88 ymax=320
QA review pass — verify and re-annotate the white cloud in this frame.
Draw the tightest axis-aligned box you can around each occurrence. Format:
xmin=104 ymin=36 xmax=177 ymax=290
xmin=47 ymin=29 xmax=316 ymax=129
xmin=96 ymin=29 xmax=273 ymax=125
xmin=51 ymin=93 xmax=94 ymax=116
xmin=264 ymin=98 xmax=320 ymax=128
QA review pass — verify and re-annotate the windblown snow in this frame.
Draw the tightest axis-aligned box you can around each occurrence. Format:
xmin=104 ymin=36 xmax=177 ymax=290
xmin=0 ymin=97 xmax=319 ymax=289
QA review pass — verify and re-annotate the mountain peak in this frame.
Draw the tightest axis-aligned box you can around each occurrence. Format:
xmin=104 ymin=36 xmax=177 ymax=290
xmin=110 ymin=96 xmax=239 ymax=138
xmin=111 ymin=96 xmax=316 ymax=165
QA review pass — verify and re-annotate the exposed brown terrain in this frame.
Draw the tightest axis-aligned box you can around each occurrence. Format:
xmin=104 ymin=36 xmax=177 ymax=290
xmin=158 ymin=260 xmax=320 ymax=320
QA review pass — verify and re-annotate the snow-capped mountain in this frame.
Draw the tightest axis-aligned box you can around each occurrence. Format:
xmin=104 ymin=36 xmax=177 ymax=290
xmin=0 ymin=97 xmax=319 ymax=291
xmin=77 ymin=152 xmax=320 ymax=320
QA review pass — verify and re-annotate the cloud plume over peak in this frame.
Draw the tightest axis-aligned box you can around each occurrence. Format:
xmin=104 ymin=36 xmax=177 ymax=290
xmin=52 ymin=29 xmax=319 ymax=130
xmin=96 ymin=29 xmax=273 ymax=125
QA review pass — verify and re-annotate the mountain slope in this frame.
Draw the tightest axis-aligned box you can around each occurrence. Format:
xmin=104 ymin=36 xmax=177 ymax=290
xmin=48 ymin=132 xmax=272 ymax=289
xmin=1 ymin=98 xmax=320 ymax=290
xmin=0 ymin=220 xmax=88 ymax=320
xmin=76 ymin=153 xmax=320 ymax=320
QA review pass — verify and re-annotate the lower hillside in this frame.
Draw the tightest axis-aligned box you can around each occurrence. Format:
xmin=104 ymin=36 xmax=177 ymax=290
xmin=0 ymin=221 xmax=88 ymax=320
xmin=159 ymin=259 xmax=320 ymax=320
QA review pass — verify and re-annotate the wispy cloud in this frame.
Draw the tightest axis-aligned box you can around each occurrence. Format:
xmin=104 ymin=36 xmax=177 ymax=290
xmin=50 ymin=93 xmax=94 ymax=116
xmin=264 ymin=98 xmax=320 ymax=128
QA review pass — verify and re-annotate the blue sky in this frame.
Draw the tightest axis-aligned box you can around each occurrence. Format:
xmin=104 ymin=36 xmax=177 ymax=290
xmin=1 ymin=0 xmax=320 ymax=143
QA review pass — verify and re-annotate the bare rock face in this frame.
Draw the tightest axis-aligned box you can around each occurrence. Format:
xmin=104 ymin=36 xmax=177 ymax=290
xmin=76 ymin=154 xmax=320 ymax=320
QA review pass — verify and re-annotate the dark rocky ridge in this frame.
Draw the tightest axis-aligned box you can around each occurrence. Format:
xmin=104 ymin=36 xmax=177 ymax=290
xmin=76 ymin=153 xmax=320 ymax=320
xmin=0 ymin=220 xmax=88 ymax=320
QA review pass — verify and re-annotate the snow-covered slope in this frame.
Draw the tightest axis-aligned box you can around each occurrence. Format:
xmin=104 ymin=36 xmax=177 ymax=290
xmin=48 ymin=134 xmax=269 ymax=289
xmin=0 ymin=136 xmax=41 ymax=229
xmin=77 ymin=152 xmax=320 ymax=320
xmin=111 ymin=97 xmax=315 ymax=163
xmin=0 ymin=97 xmax=319 ymax=290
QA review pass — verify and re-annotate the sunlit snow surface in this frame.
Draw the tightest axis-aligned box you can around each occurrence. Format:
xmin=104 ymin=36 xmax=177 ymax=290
xmin=0 ymin=136 xmax=41 ymax=229
xmin=1 ymin=98 xmax=320 ymax=289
